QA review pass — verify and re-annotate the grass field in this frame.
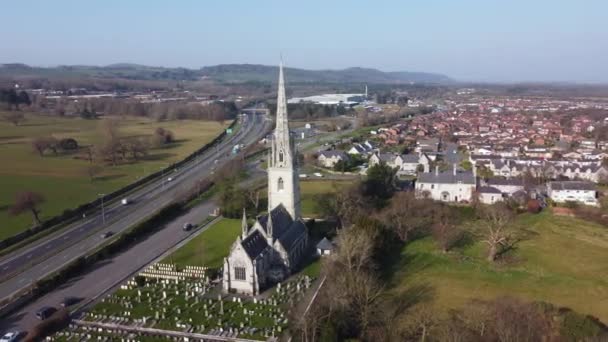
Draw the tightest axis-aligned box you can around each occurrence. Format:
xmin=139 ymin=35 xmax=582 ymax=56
xmin=388 ymin=211 xmax=608 ymax=322
xmin=299 ymin=179 xmax=352 ymax=217
xmin=163 ymin=218 xmax=241 ymax=269
xmin=0 ymin=113 xmax=228 ymax=240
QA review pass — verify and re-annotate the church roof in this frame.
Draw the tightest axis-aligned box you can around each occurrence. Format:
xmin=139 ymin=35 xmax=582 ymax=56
xmin=258 ymin=204 xmax=294 ymax=240
xmin=241 ymin=230 xmax=269 ymax=259
xmin=278 ymin=219 xmax=307 ymax=249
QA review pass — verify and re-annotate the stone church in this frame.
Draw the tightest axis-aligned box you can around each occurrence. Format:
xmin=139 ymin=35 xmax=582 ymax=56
xmin=222 ymin=63 xmax=308 ymax=295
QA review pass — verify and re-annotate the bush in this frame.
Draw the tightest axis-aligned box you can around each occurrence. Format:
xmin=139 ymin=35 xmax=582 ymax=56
xmin=560 ymin=310 xmax=606 ymax=340
xmin=527 ymin=199 xmax=542 ymax=213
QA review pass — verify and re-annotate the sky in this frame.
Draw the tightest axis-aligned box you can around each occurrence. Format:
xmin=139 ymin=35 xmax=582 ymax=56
xmin=2 ymin=0 xmax=608 ymax=83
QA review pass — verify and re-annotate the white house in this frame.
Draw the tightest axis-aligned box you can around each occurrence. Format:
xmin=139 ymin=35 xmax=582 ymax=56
xmin=546 ymin=181 xmax=598 ymax=207
xmin=477 ymin=186 xmax=503 ymax=204
xmin=416 ymin=167 xmax=476 ymax=202
xmin=317 ymin=150 xmax=349 ymax=168
xmin=316 ymin=238 xmax=334 ymax=256
xmin=347 ymin=141 xmax=375 ymax=155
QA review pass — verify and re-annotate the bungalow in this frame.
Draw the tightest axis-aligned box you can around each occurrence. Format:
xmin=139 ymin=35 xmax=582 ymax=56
xmin=477 ymin=186 xmax=503 ymax=204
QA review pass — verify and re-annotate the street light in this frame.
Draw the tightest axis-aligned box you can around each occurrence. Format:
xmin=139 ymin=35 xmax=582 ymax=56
xmin=98 ymin=193 xmax=106 ymax=224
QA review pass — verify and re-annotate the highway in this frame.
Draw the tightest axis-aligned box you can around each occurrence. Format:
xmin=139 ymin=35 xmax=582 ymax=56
xmin=0 ymin=112 xmax=270 ymax=304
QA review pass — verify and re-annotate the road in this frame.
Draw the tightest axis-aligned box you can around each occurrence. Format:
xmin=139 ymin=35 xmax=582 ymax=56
xmin=0 ymin=200 xmax=219 ymax=333
xmin=0 ymin=113 xmax=270 ymax=303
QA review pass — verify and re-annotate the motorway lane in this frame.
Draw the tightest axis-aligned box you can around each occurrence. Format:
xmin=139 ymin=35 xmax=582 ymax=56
xmin=0 ymin=113 xmax=269 ymax=301
xmin=0 ymin=200 xmax=218 ymax=333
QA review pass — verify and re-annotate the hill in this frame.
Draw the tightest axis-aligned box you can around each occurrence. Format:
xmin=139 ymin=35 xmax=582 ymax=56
xmin=0 ymin=63 xmax=452 ymax=85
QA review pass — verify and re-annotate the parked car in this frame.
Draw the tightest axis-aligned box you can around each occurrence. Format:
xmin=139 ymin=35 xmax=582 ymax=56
xmin=60 ymin=296 xmax=80 ymax=307
xmin=121 ymin=198 xmax=130 ymax=205
xmin=313 ymin=172 xmax=324 ymax=177
xmin=0 ymin=332 xmax=25 ymax=342
xmin=182 ymin=223 xmax=194 ymax=231
xmin=167 ymin=177 xmax=173 ymax=182
xmin=35 ymin=306 xmax=56 ymax=320
xmin=299 ymin=174 xmax=308 ymax=178
xmin=101 ymin=231 xmax=114 ymax=239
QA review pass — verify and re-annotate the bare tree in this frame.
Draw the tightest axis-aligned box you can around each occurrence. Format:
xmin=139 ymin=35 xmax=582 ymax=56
xmin=481 ymin=203 xmax=514 ymax=262
xmin=382 ymin=191 xmax=434 ymax=242
xmin=431 ymin=206 xmax=462 ymax=253
xmin=247 ymin=189 xmax=260 ymax=213
xmin=9 ymin=191 xmax=45 ymax=225
xmin=31 ymin=137 xmax=49 ymax=156
xmin=2 ymin=112 xmax=26 ymax=126
xmin=85 ymin=164 xmax=103 ymax=182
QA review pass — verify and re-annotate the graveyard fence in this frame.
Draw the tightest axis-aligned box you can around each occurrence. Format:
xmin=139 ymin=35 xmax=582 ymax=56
xmin=72 ymin=319 xmax=270 ymax=342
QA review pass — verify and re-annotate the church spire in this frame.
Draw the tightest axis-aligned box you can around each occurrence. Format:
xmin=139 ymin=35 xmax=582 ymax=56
xmin=275 ymin=60 xmax=290 ymax=142
xmin=241 ymin=208 xmax=248 ymax=238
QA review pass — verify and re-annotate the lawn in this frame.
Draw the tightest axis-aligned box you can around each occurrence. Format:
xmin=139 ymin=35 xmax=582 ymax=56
xmin=388 ymin=211 xmax=608 ymax=323
xmin=299 ymin=179 xmax=352 ymax=217
xmin=0 ymin=113 xmax=228 ymax=240
xmin=163 ymin=218 xmax=241 ymax=269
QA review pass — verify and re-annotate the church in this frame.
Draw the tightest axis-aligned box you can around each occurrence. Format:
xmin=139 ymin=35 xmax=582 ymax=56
xmin=222 ymin=63 xmax=309 ymax=295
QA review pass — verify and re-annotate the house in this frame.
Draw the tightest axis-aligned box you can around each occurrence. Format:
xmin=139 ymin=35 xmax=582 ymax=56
xmin=394 ymin=153 xmax=431 ymax=175
xmin=546 ymin=181 xmax=598 ymax=207
xmin=318 ymin=150 xmax=349 ymax=168
xmin=369 ymin=152 xmax=397 ymax=168
xmin=347 ymin=141 xmax=375 ymax=155
xmin=223 ymin=63 xmax=308 ymax=295
xmin=415 ymin=138 xmax=440 ymax=153
xmin=415 ymin=166 xmax=476 ymax=202
xmin=316 ymin=238 xmax=334 ymax=256
xmin=485 ymin=178 xmax=525 ymax=195
xmin=477 ymin=186 xmax=503 ymax=204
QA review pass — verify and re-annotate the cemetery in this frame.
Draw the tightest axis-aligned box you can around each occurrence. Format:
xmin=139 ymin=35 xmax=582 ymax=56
xmin=48 ymin=262 xmax=317 ymax=341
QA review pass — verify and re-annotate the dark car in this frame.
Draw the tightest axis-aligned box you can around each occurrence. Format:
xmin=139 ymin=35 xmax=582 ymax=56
xmin=101 ymin=231 xmax=114 ymax=239
xmin=182 ymin=223 xmax=194 ymax=231
xmin=35 ymin=306 xmax=56 ymax=320
xmin=60 ymin=296 xmax=80 ymax=307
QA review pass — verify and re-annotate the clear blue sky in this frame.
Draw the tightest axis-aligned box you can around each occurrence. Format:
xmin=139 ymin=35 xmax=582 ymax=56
xmin=2 ymin=0 xmax=607 ymax=83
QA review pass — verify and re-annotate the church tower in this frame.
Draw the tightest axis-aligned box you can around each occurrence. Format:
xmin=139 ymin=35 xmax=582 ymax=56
xmin=267 ymin=61 xmax=301 ymax=219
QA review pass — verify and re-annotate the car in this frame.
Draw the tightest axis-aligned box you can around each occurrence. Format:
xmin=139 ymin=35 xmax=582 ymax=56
xmin=101 ymin=231 xmax=114 ymax=239
xmin=121 ymin=198 xmax=130 ymax=205
xmin=167 ymin=177 xmax=173 ymax=182
xmin=60 ymin=296 xmax=80 ymax=307
xmin=313 ymin=172 xmax=324 ymax=177
xmin=35 ymin=306 xmax=56 ymax=320
xmin=182 ymin=223 xmax=194 ymax=231
xmin=299 ymin=174 xmax=308 ymax=178
xmin=0 ymin=332 xmax=24 ymax=342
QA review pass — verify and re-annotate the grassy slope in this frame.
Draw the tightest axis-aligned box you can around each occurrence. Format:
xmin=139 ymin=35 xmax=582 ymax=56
xmin=389 ymin=211 xmax=608 ymax=322
xmin=163 ymin=218 xmax=241 ymax=269
xmin=300 ymin=179 xmax=352 ymax=217
xmin=0 ymin=113 xmax=228 ymax=240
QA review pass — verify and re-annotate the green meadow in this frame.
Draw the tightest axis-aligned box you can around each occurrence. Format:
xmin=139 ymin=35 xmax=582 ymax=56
xmin=389 ymin=211 xmax=608 ymax=323
xmin=0 ymin=112 xmax=228 ymax=240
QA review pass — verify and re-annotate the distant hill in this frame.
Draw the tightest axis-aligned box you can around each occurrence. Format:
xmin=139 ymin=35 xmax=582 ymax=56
xmin=0 ymin=63 xmax=452 ymax=85
xmin=199 ymin=64 xmax=452 ymax=84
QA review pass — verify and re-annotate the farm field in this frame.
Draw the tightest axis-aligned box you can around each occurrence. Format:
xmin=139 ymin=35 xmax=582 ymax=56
xmin=0 ymin=113 xmax=228 ymax=240
xmin=388 ymin=211 xmax=608 ymax=323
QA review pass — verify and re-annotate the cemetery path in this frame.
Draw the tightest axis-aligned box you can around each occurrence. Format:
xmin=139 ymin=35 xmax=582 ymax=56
xmin=0 ymin=200 xmax=219 ymax=334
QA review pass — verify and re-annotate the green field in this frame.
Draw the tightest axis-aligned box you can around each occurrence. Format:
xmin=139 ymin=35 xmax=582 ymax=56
xmin=0 ymin=113 xmax=228 ymax=240
xmin=164 ymin=218 xmax=241 ymax=269
xmin=389 ymin=211 xmax=608 ymax=322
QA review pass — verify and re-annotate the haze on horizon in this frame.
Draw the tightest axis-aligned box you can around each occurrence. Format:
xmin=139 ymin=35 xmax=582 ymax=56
xmin=2 ymin=0 xmax=607 ymax=84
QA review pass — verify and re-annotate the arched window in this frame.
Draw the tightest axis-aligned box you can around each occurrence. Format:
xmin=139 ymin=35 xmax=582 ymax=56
xmin=279 ymin=150 xmax=284 ymax=163
xmin=278 ymin=177 xmax=284 ymax=191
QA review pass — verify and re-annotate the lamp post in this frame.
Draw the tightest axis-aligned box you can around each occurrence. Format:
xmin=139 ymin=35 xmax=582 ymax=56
xmin=98 ymin=193 xmax=106 ymax=224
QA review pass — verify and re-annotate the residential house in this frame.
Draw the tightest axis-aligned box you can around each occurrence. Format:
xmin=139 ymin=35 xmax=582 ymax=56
xmin=546 ymin=181 xmax=598 ymax=207
xmin=318 ymin=150 xmax=349 ymax=168
xmin=416 ymin=167 xmax=476 ymax=202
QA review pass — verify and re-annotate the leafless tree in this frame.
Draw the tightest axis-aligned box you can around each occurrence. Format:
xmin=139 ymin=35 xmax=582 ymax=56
xmin=382 ymin=191 xmax=434 ymax=242
xmin=85 ymin=164 xmax=103 ymax=182
xmin=481 ymin=203 xmax=514 ymax=262
xmin=2 ymin=112 xmax=26 ymax=126
xmin=9 ymin=191 xmax=45 ymax=225
xmin=247 ymin=189 xmax=260 ymax=212
xmin=431 ymin=206 xmax=462 ymax=253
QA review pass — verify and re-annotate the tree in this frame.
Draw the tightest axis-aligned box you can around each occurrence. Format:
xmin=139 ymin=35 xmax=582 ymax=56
xmin=31 ymin=137 xmax=58 ymax=157
xmin=381 ymin=191 xmax=433 ymax=242
xmin=9 ymin=191 xmax=45 ymax=225
xmin=85 ymin=164 xmax=103 ymax=182
xmin=431 ymin=206 xmax=462 ymax=253
xmin=481 ymin=203 xmax=514 ymax=262
xmin=2 ymin=112 xmax=26 ymax=126
xmin=362 ymin=162 xmax=397 ymax=203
